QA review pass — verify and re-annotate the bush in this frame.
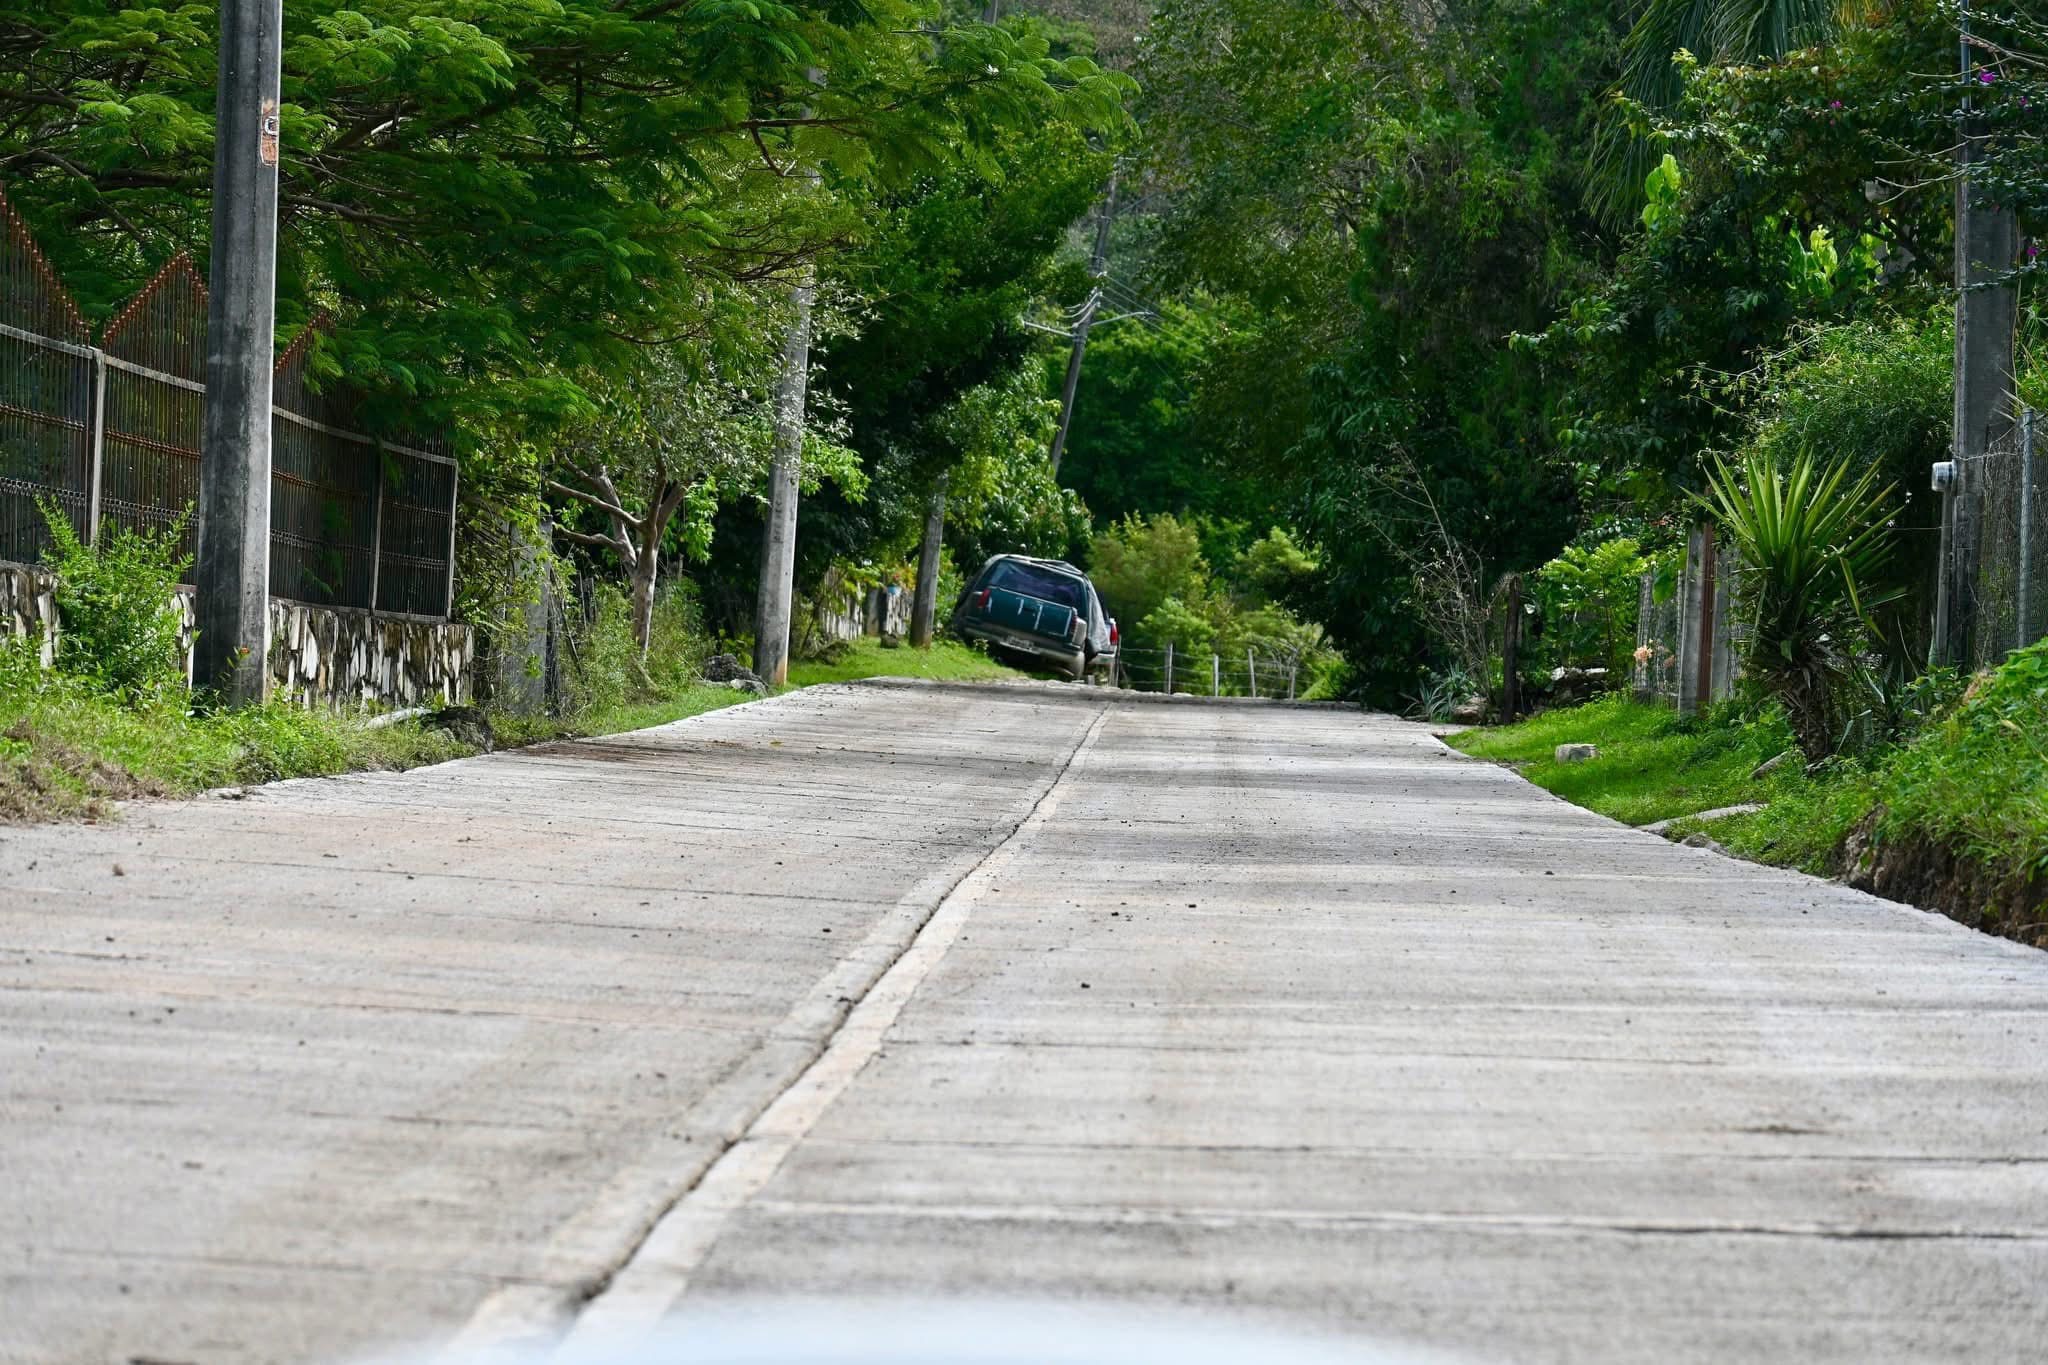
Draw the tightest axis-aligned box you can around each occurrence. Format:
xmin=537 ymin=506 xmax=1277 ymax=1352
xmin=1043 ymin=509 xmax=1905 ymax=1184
xmin=1089 ymin=512 xmax=1208 ymax=633
xmin=1532 ymin=536 xmax=1650 ymax=679
xmin=39 ymin=503 xmax=190 ymax=705
xmin=560 ymin=578 xmax=710 ymax=717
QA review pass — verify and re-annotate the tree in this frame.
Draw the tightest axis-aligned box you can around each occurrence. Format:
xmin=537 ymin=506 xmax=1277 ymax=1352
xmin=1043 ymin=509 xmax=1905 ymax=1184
xmin=549 ymin=350 xmax=777 ymax=659
xmin=0 ymin=1 xmax=1130 ymax=424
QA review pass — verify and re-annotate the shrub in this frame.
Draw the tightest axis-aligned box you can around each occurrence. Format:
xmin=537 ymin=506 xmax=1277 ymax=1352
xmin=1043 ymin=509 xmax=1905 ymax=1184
xmin=1533 ymin=536 xmax=1651 ymax=678
xmin=39 ymin=503 xmax=190 ymax=705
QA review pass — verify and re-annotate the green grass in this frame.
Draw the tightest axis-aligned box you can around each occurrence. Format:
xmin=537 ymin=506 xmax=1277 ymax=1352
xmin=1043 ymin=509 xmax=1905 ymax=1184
xmin=785 ymin=638 xmax=1027 ymax=688
xmin=0 ymin=674 xmax=469 ymax=820
xmin=1446 ymin=696 xmax=1804 ymax=827
xmin=1449 ymin=646 xmax=2048 ymax=904
xmin=0 ymin=631 xmax=1026 ymax=822
xmin=490 ymin=685 xmax=750 ymax=749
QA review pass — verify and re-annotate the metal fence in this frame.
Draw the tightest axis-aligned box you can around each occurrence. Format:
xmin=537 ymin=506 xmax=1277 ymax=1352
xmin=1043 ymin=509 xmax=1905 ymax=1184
xmin=1964 ymin=408 xmax=2048 ymax=668
xmin=0 ymin=187 xmax=456 ymax=619
xmin=1116 ymin=643 xmax=1303 ymax=699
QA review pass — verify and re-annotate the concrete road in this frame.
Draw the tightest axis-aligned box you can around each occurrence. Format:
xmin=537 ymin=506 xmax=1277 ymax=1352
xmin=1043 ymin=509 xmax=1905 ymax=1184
xmin=4 ymin=683 xmax=2047 ymax=1364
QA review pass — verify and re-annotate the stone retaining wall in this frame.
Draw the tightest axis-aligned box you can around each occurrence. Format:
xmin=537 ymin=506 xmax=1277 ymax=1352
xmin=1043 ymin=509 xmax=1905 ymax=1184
xmin=1 ymin=560 xmax=472 ymax=708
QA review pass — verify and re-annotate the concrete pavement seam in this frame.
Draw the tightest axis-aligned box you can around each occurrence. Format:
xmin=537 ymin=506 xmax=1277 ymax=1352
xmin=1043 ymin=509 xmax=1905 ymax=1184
xmin=542 ymin=703 xmax=1116 ymax=1360
xmin=437 ymin=697 xmax=1113 ymax=1362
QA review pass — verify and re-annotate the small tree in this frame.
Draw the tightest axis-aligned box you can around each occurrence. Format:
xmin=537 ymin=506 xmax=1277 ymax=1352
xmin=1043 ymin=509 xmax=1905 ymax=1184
xmin=548 ymin=354 xmax=774 ymax=658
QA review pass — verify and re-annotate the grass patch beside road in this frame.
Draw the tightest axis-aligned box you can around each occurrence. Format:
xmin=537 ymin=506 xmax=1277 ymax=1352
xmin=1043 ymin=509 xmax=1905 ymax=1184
xmin=1446 ymin=696 xmax=1804 ymax=828
xmin=1449 ymin=647 xmax=2048 ymax=941
xmin=786 ymin=638 xmax=1026 ymax=688
xmin=0 ymin=674 xmax=468 ymax=821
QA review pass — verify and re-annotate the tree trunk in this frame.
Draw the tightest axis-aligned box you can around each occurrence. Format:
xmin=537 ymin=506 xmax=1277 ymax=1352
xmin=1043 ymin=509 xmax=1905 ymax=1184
xmin=754 ymin=274 xmax=815 ymax=687
xmin=910 ymin=470 xmax=948 ymax=649
xmin=630 ymin=538 xmax=657 ymax=659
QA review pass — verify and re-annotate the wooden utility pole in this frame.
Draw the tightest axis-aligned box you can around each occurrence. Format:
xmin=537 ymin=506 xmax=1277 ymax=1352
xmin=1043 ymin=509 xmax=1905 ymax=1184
xmin=1047 ymin=171 xmax=1117 ymax=478
xmin=1940 ymin=0 xmax=2019 ymax=666
xmin=909 ymin=471 xmax=947 ymax=648
xmin=194 ymin=0 xmax=282 ymax=706
xmin=753 ymin=273 xmax=814 ymax=687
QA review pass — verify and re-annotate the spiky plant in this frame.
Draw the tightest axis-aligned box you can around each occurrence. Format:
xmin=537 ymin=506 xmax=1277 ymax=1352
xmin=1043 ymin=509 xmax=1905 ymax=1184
xmin=1696 ymin=449 xmax=1899 ymax=759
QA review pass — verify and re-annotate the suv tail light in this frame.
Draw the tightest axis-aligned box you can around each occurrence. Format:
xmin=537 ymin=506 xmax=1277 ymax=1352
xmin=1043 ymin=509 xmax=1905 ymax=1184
xmin=1109 ymin=620 xmax=1119 ymax=646
xmin=972 ymin=588 xmax=992 ymax=611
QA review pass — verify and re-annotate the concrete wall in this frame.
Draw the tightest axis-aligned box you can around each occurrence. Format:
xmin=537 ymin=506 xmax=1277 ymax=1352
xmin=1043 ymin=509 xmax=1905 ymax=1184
xmin=814 ymin=582 xmax=909 ymax=643
xmin=1 ymin=559 xmax=471 ymax=709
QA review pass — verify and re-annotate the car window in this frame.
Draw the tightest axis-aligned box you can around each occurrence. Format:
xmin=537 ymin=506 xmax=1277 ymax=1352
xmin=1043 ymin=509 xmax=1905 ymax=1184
xmin=987 ymin=560 xmax=1086 ymax=610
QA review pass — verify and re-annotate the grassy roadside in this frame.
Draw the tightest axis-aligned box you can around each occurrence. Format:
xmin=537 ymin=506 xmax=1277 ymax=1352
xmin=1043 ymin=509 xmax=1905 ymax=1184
xmin=785 ymin=637 xmax=1026 ymax=688
xmin=1 ymin=637 xmax=1023 ymax=823
xmin=1447 ymin=645 xmax=2048 ymax=941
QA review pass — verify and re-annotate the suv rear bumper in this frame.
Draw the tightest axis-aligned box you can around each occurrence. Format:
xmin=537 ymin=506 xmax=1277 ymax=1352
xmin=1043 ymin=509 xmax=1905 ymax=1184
xmin=955 ymin=621 xmax=1085 ymax=675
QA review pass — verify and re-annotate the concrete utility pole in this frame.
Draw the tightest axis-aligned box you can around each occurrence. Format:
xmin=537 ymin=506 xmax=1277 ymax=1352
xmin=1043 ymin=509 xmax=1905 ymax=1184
xmin=1047 ymin=171 xmax=1118 ymax=478
xmin=753 ymin=273 xmax=815 ymax=688
xmin=194 ymin=0 xmax=282 ymax=706
xmin=1939 ymin=0 xmax=2019 ymax=666
xmin=909 ymin=471 xmax=948 ymax=648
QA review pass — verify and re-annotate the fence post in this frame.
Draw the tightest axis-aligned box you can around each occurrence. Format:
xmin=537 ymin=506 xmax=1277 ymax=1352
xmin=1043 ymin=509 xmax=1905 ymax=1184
xmin=86 ymin=348 xmax=106 ymax=544
xmin=1247 ymin=648 xmax=1257 ymax=697
xmin=1211 ymin=653 xmax=1219 ymax=696
xmin=2021 ymin=407 xmax=2036 ymax=651
xmin=1288 ymin=660 xmax=1298 ymax=700
xmin=367 ymin=443 xmax=384 ymax=613
xmin=1164 ymin=640 xmax=1174 ymax=694
xmin=1501 ymin=573 xmax=1523 ymax=724
xmin=1694 ymin=523 xmax=1717 ymax=713
xmin=443 ymin=462 xmax=460 ymax=618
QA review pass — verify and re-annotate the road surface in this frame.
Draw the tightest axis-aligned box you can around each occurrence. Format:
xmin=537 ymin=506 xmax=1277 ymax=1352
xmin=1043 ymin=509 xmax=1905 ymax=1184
xmin=4 ymin=681 xmax=2046 ymax=1364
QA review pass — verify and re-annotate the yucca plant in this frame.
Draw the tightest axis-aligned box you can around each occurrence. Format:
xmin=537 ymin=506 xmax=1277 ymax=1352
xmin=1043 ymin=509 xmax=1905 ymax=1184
xmin=1695 ymin=450 xmax=1899 ymax=760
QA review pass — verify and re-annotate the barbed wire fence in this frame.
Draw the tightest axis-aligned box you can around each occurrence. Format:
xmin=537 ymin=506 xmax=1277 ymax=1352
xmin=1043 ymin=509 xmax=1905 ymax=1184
xmin=1113 ymin=643 xmax=1302 ymax=699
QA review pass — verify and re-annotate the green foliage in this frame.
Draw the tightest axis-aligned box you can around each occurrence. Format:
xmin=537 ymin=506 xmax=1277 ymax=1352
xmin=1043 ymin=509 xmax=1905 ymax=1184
xmin=1138 ymin=595 xmax=1215 ymax=659
xmin=1415 ymin=666 xmax=1482 ymax=724
xmin=1697 ymin=449 xmax=1898 ymax=758
xmin=559 ymin=582 xmax=711 ymax=718
xmin=1238 ymin=526 xmax=1319 ymax=605
xmin=4 ymin=0 xmax=1131 ymax=427
xmin=1869 ymin=643 xmax=2048 ymax=881
xmin=1533 ymin=537 xmax=1651 ymax=679
xmin=38 ymin=503 xmax=190 ymax=705
xmin=1087 ymin=511 xmax=1207 ymax=636
xmin=0 ymin=671 xmax=471 ymax=822
xmin=940 ymin=370 xmax=1092 ymax=569
xmin=1090 ymin=510 xmax=1332 ymax=689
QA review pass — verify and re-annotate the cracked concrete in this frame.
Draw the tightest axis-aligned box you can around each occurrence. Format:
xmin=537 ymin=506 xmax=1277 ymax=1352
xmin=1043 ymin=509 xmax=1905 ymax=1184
xmin=5 ymin=682 xmax=2048 ymax=1363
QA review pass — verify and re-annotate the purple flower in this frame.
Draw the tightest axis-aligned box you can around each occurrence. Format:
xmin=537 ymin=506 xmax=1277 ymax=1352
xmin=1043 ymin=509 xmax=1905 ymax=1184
xmin=2030 ymin=243 xmax=2042 ymax=261
xmin=1978 ymin=69 xmax=1998 ymax=85
xmin=1829 ymin=99 xmax=1843 ymax=109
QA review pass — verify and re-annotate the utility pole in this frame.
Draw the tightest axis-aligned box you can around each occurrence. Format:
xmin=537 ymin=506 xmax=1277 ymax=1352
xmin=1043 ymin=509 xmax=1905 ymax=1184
xmin=195 ymin=0 xmax=283 ymax=706
xmin=1939 ymin=0 xmax=2019 ymax=666
xmin=753 ymin=272 xmax=814 ymax=688
xmin=1047 ymin=171 xmax=1118 ymax=478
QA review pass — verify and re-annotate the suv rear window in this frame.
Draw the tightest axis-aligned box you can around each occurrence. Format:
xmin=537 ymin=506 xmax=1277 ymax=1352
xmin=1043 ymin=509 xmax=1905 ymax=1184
xmin=987 ymin=560 xmax=1087 ymax=610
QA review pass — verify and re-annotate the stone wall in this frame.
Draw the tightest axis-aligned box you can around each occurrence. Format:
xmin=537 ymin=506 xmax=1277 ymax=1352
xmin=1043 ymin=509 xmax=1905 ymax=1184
xmin=1 ymin=559 xmax=472 ymax=709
